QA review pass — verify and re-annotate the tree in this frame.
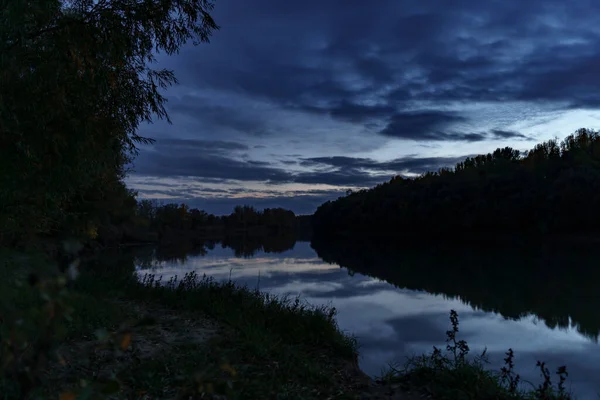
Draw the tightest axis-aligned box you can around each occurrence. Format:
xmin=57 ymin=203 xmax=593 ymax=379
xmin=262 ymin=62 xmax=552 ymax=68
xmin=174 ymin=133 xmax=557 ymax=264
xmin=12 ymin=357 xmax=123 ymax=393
xmin=0 ymin=0 xmax=219 ymax=246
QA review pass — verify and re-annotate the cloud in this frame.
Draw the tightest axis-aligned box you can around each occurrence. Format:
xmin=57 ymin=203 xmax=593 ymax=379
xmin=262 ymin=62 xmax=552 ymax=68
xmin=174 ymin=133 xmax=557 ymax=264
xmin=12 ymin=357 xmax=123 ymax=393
xmin=167 ymin=97 xmax=272 ymax=136
xmin=300 ymin=156 xmax=375 ymax=169
xmin=131 ymin=138 xmax=288 ymax=182
xmin=378 ymin=156 xmax=475 ymax=174
xmin=294 ymin=170 xmax=392 ymax=187
xmin=301 ymin=155 xmax=471 ymax=175
xmin=378 ymin=113 xmax=532 ymax=142
xmin=305 ymin=100 xmax=397 ymax=123
xmin=489 ymin=129 xmax=531 ymax=140
xmin=379 ymin=111 xmax=471 ymax=141
xmin=162 ymin=0 xmax=600 ymax=139
xmin=130 ymin=0 xmax=600 ymax=213
xmin=154 ymin=138 xmax=249 ymax=151
xmin=133 ymin=152 xmax=293 ymax=183
xmin=132 ymin=137 xmax=473 ymax=188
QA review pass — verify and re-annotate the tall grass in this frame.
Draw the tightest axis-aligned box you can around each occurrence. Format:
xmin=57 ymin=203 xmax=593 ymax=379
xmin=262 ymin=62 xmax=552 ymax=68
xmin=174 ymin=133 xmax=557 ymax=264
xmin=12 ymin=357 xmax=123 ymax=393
xmin=1 ymin=248 xmax=361 ymax=399
xmin=134 ymin=271 xmax=357 ymax=359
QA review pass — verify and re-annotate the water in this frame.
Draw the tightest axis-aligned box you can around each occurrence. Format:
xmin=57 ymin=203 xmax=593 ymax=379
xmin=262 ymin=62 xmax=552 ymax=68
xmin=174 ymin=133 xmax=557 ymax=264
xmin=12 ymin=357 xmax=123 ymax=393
xmin=132 ymin=238 xmax=600 ymax=399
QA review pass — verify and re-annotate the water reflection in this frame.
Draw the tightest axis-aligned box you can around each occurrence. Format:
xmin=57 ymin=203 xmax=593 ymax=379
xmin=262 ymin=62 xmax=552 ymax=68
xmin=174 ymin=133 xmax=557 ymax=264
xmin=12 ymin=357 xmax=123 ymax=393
xmin=135 ymin=233 xmax=297 ymax=267
xmin=130 ymin=237 xmax=600 ymax=398
xmin=311 ymin=237 xmax=600 ymax=341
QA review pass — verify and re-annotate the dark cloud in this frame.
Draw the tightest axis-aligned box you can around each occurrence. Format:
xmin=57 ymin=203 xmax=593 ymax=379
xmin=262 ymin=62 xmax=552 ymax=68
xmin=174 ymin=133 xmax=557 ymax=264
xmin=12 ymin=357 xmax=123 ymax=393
xmin=489 ymin=129 xmax=531 ymax=140
xmin=378 ymin=112 xmax=532 ymax=142
xmin=131 ymin=0 xmax=600 ymax=213
xmin=133 ymin=138 xmax=473 ymax=187
xmin=305 ymin=101 xmax=397 ymax=123
xmin=155 ymin=138 xmax=249 ymax=151
xmin=133 ymin=152 xmax=292 ymax=183
xmin=134 ymin=150 xmax=391 ymax=187
xmin=131 ymin=139 xmax=288 ymax=182
xmin=378 ymin=156 xmax=475 ymax=174
xmin=167 ymin=96 xmax=272 ymax=136
xmin=379 ymin=111 xmax=473 ymax=141
xmin=161 ymin=0 xmax=600 ymax=141
xmin=300 ymin=156 xmax=375 ymax=169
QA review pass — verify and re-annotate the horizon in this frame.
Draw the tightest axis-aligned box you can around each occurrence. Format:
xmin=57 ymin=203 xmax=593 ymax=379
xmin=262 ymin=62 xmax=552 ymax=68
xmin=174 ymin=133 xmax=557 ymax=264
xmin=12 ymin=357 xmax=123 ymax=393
xmin=124 ymin=0 xmax=600 ymax=215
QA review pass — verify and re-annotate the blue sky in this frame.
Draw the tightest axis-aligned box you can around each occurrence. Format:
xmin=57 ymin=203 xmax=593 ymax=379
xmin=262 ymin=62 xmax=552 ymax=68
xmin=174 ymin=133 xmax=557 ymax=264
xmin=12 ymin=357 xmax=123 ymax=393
xmin=126 ymin=0 xmax=600 ymax=215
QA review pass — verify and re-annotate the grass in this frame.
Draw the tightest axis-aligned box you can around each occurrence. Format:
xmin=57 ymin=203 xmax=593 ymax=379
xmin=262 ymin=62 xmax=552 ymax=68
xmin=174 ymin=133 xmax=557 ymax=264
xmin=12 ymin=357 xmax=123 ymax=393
xmin=122 ymin=271 xmax=362 ymax=399
xmin=0 ymin=245 xmax=364 ymax=400
xmin=380 ymin=310 xmax=573 ymax=400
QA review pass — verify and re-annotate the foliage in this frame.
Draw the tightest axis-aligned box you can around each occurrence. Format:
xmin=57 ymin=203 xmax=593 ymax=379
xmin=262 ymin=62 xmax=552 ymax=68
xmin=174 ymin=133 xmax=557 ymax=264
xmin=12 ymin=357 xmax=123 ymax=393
xmin=0 ymin=243 xmax=140 ymax=399
xmin=313 ymin=128 xmax=600 ymax=237
xmin=382 ymin=310 xmax=571 ymax=400
xmin=123 ymin=271 xmax=360 ymax=398
xmin=0 ymin=0 xmax=218 ymax=246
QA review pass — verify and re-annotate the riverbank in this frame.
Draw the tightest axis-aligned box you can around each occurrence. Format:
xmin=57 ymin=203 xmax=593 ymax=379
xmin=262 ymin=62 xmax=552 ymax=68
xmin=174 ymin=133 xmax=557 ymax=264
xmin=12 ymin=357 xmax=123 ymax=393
xmin=0 ymin=247 xmax=373 ymax=399
xmin=0 ymin=247 xmax=574 ymax=399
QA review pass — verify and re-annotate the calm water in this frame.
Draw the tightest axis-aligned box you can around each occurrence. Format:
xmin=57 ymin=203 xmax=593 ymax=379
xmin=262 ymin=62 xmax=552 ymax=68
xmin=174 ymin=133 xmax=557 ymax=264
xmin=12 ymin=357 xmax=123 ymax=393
xmin=132 ymin=238 xmax=600 ymax=399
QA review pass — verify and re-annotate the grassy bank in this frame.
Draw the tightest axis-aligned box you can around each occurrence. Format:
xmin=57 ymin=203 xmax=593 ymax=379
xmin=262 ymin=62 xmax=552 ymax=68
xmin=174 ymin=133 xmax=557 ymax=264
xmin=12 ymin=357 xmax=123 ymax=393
xmin=380 ymin=310 xmax=573 ymax=400
xmin=0 ymin=246 xmax=365 ymax=399
xmin=0 ymin=246 xmax=577 ymax=399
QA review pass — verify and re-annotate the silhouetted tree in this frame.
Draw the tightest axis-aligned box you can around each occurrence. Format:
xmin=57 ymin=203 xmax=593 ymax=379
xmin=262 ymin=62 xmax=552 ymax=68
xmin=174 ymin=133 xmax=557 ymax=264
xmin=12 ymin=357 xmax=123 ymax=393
xmin=1 ymin=0 xmax=218 ymax=246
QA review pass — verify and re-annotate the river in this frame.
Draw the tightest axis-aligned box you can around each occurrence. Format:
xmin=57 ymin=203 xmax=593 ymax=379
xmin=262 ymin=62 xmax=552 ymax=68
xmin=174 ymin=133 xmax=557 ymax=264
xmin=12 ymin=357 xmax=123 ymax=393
xmin=131 ymin=237 xmax=600 ymax=399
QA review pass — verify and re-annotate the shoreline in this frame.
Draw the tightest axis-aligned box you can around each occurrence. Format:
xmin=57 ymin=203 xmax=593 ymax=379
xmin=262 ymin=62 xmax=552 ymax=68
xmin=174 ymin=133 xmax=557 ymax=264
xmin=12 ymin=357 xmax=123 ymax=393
xmin=0 ymin=247 xmax=381 ymax=398
xmin=1 ymin=244 xmax=576 ymax=399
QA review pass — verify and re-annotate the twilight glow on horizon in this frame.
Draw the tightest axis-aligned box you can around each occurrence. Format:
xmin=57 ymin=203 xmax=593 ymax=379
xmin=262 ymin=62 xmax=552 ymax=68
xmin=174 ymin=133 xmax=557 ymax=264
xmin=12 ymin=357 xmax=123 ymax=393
xmin=126 ymin=0 xmax=600 ymax=215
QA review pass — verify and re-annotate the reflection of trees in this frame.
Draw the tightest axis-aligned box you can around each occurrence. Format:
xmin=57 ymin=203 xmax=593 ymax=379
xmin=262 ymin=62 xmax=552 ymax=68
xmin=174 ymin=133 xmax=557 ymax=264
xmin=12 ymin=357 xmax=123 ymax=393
xmin=133 ymin=234 xmax=297 ymax=269
xmin=131 ymin=245 xmax=157 ymax=269
xmin=311 ymin=236 xmax=600 ymax=341
xmin=154 ymin=241 xmax=210 ymax=264
xmin=221 ymin=234 xmax=296 ymax=258
xmin=133 ymin=240 xmax=216 ymax=267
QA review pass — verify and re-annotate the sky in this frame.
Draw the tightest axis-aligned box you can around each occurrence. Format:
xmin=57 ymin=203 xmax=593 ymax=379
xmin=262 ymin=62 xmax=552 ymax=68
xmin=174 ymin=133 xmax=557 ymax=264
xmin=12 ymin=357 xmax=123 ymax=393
xmin=126 ymin=0 xmax=600 ymax=215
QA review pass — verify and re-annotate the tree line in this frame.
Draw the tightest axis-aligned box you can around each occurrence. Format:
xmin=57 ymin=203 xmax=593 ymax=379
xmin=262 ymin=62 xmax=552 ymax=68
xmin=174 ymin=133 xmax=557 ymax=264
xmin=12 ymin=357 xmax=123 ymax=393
xmin=313 ymin=128 xmax=600 ymax=237
xmin=130 ymin=202 xmax=298 ymax=244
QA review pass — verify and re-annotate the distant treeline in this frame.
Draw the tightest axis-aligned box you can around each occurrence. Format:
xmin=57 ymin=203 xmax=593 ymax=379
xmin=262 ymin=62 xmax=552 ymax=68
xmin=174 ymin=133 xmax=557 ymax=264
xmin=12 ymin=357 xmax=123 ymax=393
xmin=313 ymin=128 xmax=600 ymax=236
xmin=97 ymin=201 xmax=303 ymax=247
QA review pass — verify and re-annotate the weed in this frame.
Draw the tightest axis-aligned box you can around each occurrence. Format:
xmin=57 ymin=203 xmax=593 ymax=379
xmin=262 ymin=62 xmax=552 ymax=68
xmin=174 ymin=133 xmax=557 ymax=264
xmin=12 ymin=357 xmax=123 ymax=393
xmin=501 ymin=348 xmax=521 ymax=394
xmin=382 ymin=310 xmax=573 ymax=400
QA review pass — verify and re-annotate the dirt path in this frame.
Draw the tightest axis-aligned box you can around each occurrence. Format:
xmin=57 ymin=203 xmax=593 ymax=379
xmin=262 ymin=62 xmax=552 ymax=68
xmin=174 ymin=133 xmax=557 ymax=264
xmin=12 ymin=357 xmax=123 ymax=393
xmin=50 ymin=300 xmax=225 ymax=399
xmin=49 ymin=299 xmax=428 ymax=399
